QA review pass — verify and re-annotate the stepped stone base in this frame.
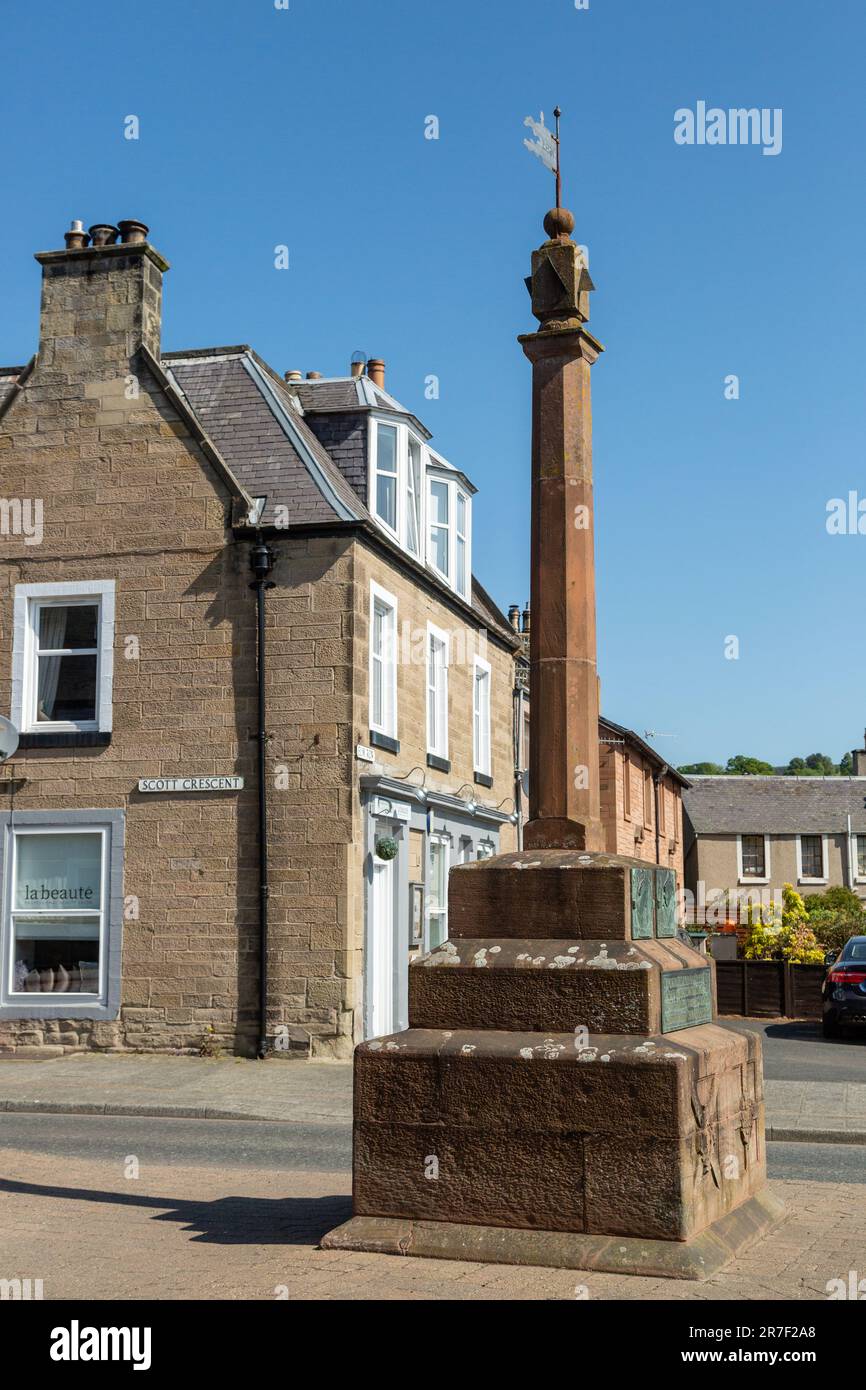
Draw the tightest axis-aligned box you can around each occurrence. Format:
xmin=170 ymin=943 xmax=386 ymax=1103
xmin=321 ymin=1189 xmax=786 ymax=1282
xmin=349 ymin=1023 xmax=766 ymax=1243
xmin=325 ymin=852 xmax=780 ymax=1277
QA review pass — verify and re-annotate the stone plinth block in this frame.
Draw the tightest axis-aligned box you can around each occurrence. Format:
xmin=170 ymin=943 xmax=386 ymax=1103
xmin=350 ymin=1024 xmax=766 ymax=1243
xmin=448 ymin=850 xmax=673 ymax=942
xmin=321 ymin=1190 xmax=786 ymax=1281
xmin=409 ymin=937 xmax=713 ymax=1036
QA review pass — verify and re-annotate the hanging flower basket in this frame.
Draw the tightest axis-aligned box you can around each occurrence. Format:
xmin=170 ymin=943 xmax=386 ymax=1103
xmin=375 ymin=836 xmax=399 ymax=862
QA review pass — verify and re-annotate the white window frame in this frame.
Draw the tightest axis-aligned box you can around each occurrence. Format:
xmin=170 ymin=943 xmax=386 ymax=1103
xmin=737 ymin=833 xmax=771 ymax=885
xmin=473 ymin=655 xmax=492 ymax=777
xmin=368 ymin=418 xmax=428 ymax=557
xmin=855 ymin=833 xmax=866 ymax=885
xmin=796 ymin=832 xmax=828 ymax=885
xmin=426 ymin=832 xmax=450 ymax=949
xmin=371 ymin=420 xmax=400 ymax=538
xmin=369 ymin=582 xmax=398 ymax=739
xmin=426 ymin=463 xmax=472 ymax=602
xmin=11 ymin=580 xmax=115 ymax=734
xmin=0 ymin=809 xmax=125 ymax=1020
xmin=426 ymin=622 xmax=450 ymax=760
xmin=405 ymin=433 xmax=423 ymax=559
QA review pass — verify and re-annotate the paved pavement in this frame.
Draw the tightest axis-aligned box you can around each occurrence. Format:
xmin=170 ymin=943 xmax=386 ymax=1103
xmin=0 ymin=1054 xmax=352 ymax=1123
xmin=1 ymin=1037 xmax=865 ymax=1142
xmin=0 ymin=1136 xmax=858 ymax=1300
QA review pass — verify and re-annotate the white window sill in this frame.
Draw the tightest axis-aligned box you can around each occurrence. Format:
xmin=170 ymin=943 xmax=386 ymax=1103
xmin=798 ymin=878 xmax=827 ymax=887
xmin=739 ymin=877 xmax=769 ymax=886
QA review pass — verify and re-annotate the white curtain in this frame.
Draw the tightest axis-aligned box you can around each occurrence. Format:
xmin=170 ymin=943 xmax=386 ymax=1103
xmin=36 ymin=606 xmax=68 ymax=721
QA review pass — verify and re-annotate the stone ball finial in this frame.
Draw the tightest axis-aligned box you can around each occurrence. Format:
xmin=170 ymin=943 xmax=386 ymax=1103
xmin=543 ymin=207 xmax=575 ymax=241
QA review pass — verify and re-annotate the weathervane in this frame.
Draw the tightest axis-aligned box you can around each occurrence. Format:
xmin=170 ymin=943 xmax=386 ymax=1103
xmin=523 ymin=106 xmax=563 ymax=208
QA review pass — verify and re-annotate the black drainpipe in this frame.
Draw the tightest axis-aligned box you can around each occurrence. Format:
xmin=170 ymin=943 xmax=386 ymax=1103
xmin=250 ymin=538 xmax=275 ymax=1058
xmin=653 ymin=763 xmax=669 ymax=867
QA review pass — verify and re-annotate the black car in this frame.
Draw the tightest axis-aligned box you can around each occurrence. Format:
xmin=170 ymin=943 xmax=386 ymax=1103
xmin=822 ymin=936 xmax=866 ymax=1037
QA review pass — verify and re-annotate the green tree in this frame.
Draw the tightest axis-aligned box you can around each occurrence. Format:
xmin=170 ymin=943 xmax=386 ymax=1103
xmin=805 ymin=753 xmax=836 ymax=775
xmin=677 ymin=761 xmax=725 ymax=775
xmin=840 ymin=752 xmax=854 ymax=776
xmin=726 ymin=755 xmax=775 ymax=775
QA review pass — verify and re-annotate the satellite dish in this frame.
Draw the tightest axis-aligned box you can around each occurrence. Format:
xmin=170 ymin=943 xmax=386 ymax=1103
xmin=0 ymin=716 xmax=19 ymax=763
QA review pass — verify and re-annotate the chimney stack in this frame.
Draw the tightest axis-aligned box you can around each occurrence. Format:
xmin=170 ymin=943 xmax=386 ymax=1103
xmin=284 ymin=370 xmax=303 ymax=382
xmin=853 ymin=732 xmax=866 ymax=776
xmin=367 ymin=358 xmax=385 ymax=389
xmin=306 ymin=371 xmax=322 ymax=380
xmin=35 ymin=217 xmax=167 ymax=375
xmin=508 ymin=604 xmax=520 ymax=632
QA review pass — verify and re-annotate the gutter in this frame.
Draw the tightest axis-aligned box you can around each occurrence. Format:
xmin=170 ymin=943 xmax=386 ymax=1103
xmin=249 ymin=539 xmax=276 ymax=1058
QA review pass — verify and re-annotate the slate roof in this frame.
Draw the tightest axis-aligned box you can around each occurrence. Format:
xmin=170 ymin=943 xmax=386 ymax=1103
xmin=162 ymin=348 xmax=516 ymax=645
xmin=165 ymin=350 xmax=366 ymax=527
xmin=0 ymin=367 xmax=24 ymax=416
xmin=683 ymin=776 xmax=866 ymax=835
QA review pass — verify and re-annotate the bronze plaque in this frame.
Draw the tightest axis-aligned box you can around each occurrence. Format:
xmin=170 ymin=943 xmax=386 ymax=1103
xmin=630 ymin=867 xmax=654 ymax=940
xmin=655 ymin=868 xmax=678 ymax=938
xmin=661 ymin=967 xmax=713 ymax=1033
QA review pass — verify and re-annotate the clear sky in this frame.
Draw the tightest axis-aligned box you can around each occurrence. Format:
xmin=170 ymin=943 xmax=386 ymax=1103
xmin=1 ymin=0 xmax=864 ymax=768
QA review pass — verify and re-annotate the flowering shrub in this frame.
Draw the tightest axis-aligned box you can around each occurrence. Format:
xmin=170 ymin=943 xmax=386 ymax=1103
xmin=743 ymin=884 xmax=825 ymax=964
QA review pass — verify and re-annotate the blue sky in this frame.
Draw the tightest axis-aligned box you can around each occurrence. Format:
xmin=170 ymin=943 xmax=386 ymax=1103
xmin=2 ymin=0 xmax=864 ymax=768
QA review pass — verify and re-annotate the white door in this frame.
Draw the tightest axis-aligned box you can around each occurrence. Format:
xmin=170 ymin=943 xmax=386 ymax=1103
xmin=370 ymin=853 xmax=395 ymax=1037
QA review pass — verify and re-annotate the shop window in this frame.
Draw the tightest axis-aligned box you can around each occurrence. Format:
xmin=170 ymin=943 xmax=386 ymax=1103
xmin=1 ymin=811 xmax=124 ymax=1018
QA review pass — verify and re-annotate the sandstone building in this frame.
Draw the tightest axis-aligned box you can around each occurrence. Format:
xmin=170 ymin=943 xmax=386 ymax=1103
xmin=0 ymin=219 xmax=520 ymax=1058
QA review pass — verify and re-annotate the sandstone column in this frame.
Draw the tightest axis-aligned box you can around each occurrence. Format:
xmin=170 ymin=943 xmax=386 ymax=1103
xmin=519 ymin=208 xmax=604 ymax=852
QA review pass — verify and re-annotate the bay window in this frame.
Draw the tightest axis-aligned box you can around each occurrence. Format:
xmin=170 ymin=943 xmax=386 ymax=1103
xmin=1 ymin=810 xmax=124 ymax=1018
xmin=406 ymin=436 xmax=422 ymax=557
xmin=429 ymin=480 xmax=450 ymax=579
xmin=427 ymin=471 xmax=471 ymax=601
xmin=426 ymin=624 xmax=449 ymax=761
xmin=374 ymin=423 xmax=399 ymax=533
xmin=369 ymin=582 xmax=398 ymax=741
xmin=473 ymin=656 xmax=491 ymax=778
xmin=368 ymin=418 xmax=473 ymax=601
xmin=12 ymin=580 xmax=115 ymax=735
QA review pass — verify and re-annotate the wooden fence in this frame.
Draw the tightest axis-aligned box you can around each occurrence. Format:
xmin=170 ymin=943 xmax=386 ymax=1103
xmin=714 ymin=961 xmax=825 ymax=1019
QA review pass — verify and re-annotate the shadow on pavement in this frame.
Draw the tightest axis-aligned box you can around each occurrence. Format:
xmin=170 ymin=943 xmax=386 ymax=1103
xmin=0 ymin=1177 xmax=351 ymax=1245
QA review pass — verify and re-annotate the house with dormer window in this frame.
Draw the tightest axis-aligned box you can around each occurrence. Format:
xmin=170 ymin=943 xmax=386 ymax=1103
xmin=0 ymin=218 xmax=519 ymax=1059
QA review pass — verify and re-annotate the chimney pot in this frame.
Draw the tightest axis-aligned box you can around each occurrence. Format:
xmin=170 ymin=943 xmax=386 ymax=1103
xmin=64 ymin=220 xmax=89 ymax=250
xmin=306 ymin=371 xmax=323 ymax=380
xmin=367 ymin=358 xmax=386 ymax=389
xmin=508 ymin=604 xmax=520 ymax=631
xmin=284 ymin=370 xmax=303 ymax=382
xmin=117 ymin=219 xmax=149 ymax=245
xmin=88 ymin=223 xmax=120 ymax=248
xmin=350 ymin=360 xmax=365 ymax=379
xmin=521 ymin=603 xmax=531 ymax=635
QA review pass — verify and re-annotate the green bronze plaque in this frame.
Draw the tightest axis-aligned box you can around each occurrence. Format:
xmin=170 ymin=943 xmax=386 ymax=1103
xmin=661 ymin=967 xmax=713 ymax=1033
xmin=631 ymin=866 xmax=654 ymax=940
xmin=655 ymin=868 xmax=678 ymax=938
